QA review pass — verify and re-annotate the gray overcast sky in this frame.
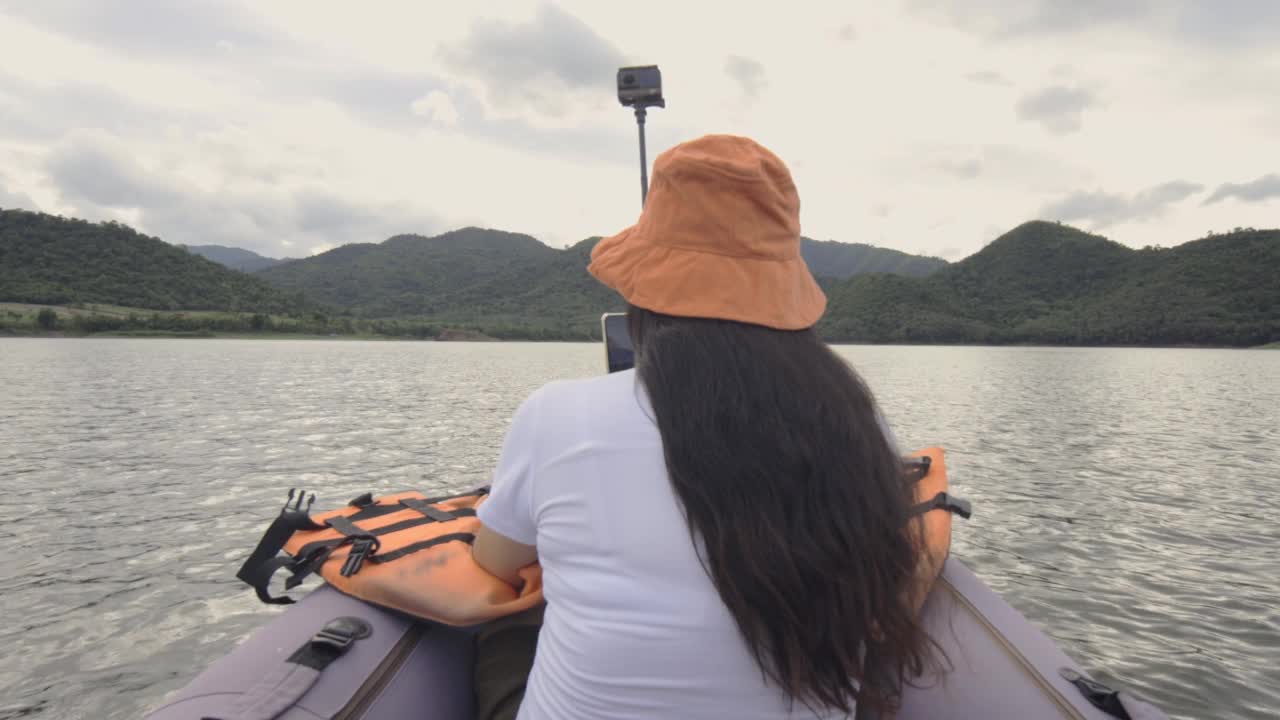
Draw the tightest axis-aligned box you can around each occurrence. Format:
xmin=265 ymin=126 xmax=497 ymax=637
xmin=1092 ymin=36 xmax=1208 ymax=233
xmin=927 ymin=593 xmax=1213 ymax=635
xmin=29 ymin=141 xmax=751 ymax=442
xmin=1 ymin=1 xmax=1277 ymax=261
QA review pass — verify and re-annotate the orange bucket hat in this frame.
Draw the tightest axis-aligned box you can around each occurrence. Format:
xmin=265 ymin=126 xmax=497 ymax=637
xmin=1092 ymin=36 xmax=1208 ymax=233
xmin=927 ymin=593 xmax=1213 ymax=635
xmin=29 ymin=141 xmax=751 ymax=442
xmin=588 ymin=134 xmax=827 ymax=330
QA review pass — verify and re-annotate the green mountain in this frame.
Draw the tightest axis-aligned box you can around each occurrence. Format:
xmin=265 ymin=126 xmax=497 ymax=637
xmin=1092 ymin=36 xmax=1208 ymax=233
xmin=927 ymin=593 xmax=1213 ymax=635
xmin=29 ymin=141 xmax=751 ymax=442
xmin=0 ymin=209 xmax=307 ymax=313
xmin=4 ymin=209 xmax=1272 ymax=346
xmin=818 ymin=221 xmax=1279 ymax=346
xmin=182 ymin=244 xmax=284 ymax=272
xmin=256 ymin=228 xmax=601 ymax=323
xmin=801 ymin=238 xmax=946 ymax=278
xmin=254 ymin=229 xmax=945 ymax=331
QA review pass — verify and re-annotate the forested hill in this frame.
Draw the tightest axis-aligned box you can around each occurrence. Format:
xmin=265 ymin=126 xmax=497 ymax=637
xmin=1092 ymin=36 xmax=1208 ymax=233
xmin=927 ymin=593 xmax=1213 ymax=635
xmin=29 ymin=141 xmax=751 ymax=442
xmin=818 ymin=221 xmax=1280 ymax=346
xmin=0 ymin=209 xmax=307 ymax=313
xmin=255 ymin=229 xmax=619 ymax=329
xmin=2 ymin=207 xmax=1273 ymax=346
xmin=182 ymin=244 xmax=284 ymax=272
xmin=800 ymin=238 xmax=946 ymax=278
xmin=254 ymin=229 xmax=947 ymax=322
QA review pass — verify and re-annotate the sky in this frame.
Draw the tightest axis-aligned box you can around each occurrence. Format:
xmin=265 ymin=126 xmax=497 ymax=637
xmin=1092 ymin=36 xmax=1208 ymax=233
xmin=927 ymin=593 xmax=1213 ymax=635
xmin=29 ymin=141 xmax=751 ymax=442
xmin=0 ymin=1 xmax=1277 ymax=262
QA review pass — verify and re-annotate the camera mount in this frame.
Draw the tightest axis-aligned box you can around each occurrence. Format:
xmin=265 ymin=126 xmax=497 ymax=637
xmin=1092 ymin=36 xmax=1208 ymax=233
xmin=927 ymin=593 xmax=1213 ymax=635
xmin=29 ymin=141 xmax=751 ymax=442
xmin=617 ymin=66 xmax=664 ymax=207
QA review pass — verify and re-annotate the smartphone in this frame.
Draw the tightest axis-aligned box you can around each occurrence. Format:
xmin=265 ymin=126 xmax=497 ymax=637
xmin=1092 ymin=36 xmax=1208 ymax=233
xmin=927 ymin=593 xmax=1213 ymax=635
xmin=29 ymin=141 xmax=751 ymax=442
xmin=601 ymin=312 xmax=634 ymax=373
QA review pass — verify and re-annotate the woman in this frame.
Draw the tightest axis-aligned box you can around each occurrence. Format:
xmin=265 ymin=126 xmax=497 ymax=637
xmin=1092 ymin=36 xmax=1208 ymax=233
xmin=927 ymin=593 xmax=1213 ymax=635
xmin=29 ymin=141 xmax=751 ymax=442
xmin=471 ymin=135 xmax=935 ymax=719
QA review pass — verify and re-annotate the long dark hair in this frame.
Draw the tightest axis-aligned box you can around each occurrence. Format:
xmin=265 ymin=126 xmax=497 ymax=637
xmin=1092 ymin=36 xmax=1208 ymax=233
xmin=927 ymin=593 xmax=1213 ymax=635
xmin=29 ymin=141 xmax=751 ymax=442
xmin=627 ymin=303 xmax=933 ymax=714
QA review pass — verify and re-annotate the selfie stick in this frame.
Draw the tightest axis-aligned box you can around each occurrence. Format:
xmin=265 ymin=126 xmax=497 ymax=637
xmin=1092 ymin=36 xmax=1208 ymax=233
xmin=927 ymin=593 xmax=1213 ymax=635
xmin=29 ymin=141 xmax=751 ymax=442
xmin=617 ymin=66 xmax=664 ymax=209
xmin=635 ymin=106 xmax=650 ymax=207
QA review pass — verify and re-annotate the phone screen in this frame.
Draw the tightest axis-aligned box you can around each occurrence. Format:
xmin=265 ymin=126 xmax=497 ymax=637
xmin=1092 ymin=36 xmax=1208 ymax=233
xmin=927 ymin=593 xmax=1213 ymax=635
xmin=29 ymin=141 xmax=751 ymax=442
xmin=601 ymin=313 xmax=634 ymax=373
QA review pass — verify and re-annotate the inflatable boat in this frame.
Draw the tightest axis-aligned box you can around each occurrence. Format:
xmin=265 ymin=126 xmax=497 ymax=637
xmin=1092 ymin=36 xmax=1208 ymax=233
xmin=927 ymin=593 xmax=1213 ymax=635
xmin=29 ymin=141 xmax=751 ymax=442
xmin=145 ymin=455 xmax=1167 ymax=720
xmin=145 ymin=557 xmax=1164 ymax=719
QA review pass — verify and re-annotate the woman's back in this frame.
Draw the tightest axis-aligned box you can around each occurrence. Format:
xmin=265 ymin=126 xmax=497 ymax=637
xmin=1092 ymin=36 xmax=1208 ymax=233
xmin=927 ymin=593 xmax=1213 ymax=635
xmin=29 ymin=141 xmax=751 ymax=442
xmin=472 ymin=135 xmax=933 ymax=720
xmin=478 ymin=369 xmax=845 ymax=720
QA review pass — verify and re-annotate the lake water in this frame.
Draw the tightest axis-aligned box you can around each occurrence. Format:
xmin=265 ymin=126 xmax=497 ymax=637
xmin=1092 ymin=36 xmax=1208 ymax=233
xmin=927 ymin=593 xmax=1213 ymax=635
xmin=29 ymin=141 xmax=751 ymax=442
xmin=0 ymin=339 xmax=1277 ymax=720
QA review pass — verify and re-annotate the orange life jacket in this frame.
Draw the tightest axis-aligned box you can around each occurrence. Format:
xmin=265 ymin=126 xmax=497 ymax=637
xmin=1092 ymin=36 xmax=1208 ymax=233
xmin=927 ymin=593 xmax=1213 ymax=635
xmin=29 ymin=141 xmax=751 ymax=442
xmin=905 ymin=447 xmax=971 ymax=600
xmin=237 ymin=488 xmax=544 ymax=626
xmin=237 ymin=447 xmax=967 ymax=626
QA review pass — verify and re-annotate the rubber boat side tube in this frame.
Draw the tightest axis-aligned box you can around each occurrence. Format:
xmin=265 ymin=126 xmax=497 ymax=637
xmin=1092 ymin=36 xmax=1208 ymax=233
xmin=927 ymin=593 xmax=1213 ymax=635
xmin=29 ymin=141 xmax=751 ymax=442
xmin=145 ymin=583 xmax=475 ymax=720
xmin=146 ymin=556 xmax=1166 ymax=720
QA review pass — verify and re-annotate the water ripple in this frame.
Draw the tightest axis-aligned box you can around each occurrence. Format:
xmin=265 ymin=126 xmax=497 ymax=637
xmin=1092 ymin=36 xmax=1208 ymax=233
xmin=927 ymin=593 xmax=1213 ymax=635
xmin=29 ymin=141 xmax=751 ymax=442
xmin=0 ymin=340 xmax=1276 ymax=720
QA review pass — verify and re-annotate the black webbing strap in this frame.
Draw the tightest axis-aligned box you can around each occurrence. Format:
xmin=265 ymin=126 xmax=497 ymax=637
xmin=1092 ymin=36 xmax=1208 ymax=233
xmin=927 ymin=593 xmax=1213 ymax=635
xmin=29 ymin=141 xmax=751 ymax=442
xmin=343 ymin=487 xmax=488 ymax=522
xmin=236 ymin=488 xmax=488 ymax=605
xmin=217 ymin=617 xmax=371 ymax=720
xmin=283 ymin=544 xmax=339 ymax=591
xmin=909 ymin=491 xmax=973 ymax=520
xmin=324 ymin=514 xmax=370 ymax=538
xmin=399 ymin=498 xmax=461 ymax=523
xmin=321 ymin=530 xmax=475 ymax=578
xmin=237 ymin=556 xmax=301 ymax=605
xmin=235 ymin=495 xmax=325 ymax=605
xmin=343 ymin=502 xmax=410 ymax=522
xmin=293 ymin=508 xmax=478 ymax=560
xmin=369 ymin=532 xmax=475 ymax=564
xmin=244 ymin=513 xmax=382 ymax=597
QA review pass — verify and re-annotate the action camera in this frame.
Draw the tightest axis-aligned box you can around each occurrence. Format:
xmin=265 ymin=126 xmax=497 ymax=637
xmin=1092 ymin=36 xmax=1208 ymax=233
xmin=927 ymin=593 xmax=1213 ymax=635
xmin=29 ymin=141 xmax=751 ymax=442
xmin=617 ymin=66 xmax=665 ymax=108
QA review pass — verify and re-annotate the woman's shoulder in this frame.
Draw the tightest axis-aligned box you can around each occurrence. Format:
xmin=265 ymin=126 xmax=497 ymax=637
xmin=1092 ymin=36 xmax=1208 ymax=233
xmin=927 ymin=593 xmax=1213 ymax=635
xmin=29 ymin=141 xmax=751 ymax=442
xmin=535 ymin=366 xmax=640 ymax=399
xmin=526 ymin=369 xmax=651 ymax=431
xmin=534 ymin=368 xmax=639 ymax=405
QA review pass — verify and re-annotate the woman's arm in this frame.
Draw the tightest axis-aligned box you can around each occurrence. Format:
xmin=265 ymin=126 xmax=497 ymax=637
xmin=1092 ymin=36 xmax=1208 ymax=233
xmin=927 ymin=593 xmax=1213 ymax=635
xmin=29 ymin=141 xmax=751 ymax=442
xmin=474 ymin=387 xmax=546 ymax=587
xmin=473 ymin=524 xmax=538 ymax=588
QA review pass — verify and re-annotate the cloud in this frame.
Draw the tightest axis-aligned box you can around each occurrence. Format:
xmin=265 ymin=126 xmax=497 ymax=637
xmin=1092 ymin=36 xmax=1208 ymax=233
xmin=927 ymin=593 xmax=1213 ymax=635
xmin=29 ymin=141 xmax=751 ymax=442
xmin=0 ymin=72 xmax=207 ymax=142
xmin=438 ymin=4 xmax=626 ymax=118
xmin=908 ymin=0 xmax=1146 ymax=36
xmin=1040 ymin=180 xmax=1204 ymax=228
xmin=307 ymin=67 xmax=443 ymax=127
xmin=46 ymin=133 xmax=180 ymax=208
xmin=1 ymin=0 xmax=279 ymax=58
xmin=937 ymin=158 xmax=983 ymax=179
xmin=908 ymin=144 xmax=1092 ymax=192
xmin=411 ymin=91 xmax=461 ymax=128
xmin=0 ymin=46 xmax=440 ymax=141
xmin=725 ymin=56 xmax=767 ymax=100
xmin=965 ymin=70 xmax=1013 ymax=86
xmin=1203 ymin=173 xmax=1280 ymax=205
xmin=43 ymin=130 xmax=440 ymax=257
xmin=907 ymin=0 xmax=1280 ymax=48
xmin=5 ymin=1 xmax=443 ymax=133
xmin=441 ymin=84 xmax=648 ymax=167
xmin=1015 ymin=85 xmax=1096 ymax=134
xmin=1166 ymin=1 xmax=1280 ymax=48
xmin=0 ymin=180 xmax=38 ymax=211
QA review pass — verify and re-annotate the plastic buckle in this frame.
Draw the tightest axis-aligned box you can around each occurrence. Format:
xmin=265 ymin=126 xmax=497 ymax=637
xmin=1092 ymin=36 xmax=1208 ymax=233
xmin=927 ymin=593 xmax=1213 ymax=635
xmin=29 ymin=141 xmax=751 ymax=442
xmin=310 ymin=617 xmax=372 ymax=654
xmin=282 ymin=488 xmax=316 ymax=515
xmin=1059 ymin=668 xmax=1132 ymax=718
xmin=340 ymin=536 xmax=380 ymax=577
xmin=903 ymin=456 xmax=932 ymax=482
xmin=938 ymin=492 xmax=973 ymax=520
xmin=312 ymin=628 xmax=356 ymax=653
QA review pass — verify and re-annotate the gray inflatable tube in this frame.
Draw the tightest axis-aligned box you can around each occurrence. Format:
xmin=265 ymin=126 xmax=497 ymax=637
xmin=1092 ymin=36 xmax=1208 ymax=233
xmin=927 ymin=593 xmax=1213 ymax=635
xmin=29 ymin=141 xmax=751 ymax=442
xmin=146 ymin=558 xmax=1167 ymax=719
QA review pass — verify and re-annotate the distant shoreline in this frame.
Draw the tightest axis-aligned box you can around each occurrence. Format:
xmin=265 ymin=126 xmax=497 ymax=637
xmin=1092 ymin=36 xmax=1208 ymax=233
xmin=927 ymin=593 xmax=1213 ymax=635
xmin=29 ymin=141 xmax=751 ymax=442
xmin=0 ymin=303 xmax=512 ymax=342
xmin=3 ymin=302 xmax=1276 ymax=348
xmin=0 ymin=329 xmax=502 ymax=342
xmin=3 ymin=329 xmax=1276 ymax=350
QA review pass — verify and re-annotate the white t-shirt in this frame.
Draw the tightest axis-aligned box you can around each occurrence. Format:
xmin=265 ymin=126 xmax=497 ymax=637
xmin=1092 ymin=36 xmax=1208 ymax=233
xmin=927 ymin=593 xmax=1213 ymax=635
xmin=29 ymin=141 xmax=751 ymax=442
xmin=478 ymin=369 xmax=850 ymax=720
